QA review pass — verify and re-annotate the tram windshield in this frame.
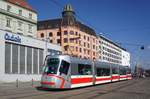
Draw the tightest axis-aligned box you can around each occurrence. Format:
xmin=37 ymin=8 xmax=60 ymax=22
xmin=43 ymin=58 xmax=60 ymax=74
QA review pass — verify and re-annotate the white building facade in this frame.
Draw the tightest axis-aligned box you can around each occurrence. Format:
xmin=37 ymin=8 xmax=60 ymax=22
xmin=0 ymin=0 xmax=62 ymax=82
xmin=0 ymin=0 xmax=37 ymax=37
xmin=98 ymin=35 xmax=130 ymax=66
xmin=122 ymin=50 xmax=130 ymax=67
xmin=0 ymin=29 xmax=62 ymax=82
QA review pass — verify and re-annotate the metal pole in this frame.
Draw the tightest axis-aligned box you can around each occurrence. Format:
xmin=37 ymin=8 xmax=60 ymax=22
xmin=16 ymin=78 xmax=19 ymax=88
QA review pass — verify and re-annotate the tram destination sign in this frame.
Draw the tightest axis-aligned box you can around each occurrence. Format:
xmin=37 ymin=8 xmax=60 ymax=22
xmin=4 ymin=33 xmax=21 ymax=43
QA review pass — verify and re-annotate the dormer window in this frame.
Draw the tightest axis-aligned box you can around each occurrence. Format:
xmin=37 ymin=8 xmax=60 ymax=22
xmin=19 ymin=9 xmax=22 ymax=16
xmin=7 ymin=5 xmax=11 ymax=12
xmin=29 ymin=13 xmax=32 ymax=19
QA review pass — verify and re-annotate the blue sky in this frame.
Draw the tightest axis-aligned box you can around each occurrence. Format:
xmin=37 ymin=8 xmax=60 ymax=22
xmin=27 ymin=0 xmax=150 ymax=69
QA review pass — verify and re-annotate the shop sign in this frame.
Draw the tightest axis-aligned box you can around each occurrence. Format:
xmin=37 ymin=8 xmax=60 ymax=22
xmin=4 ymin=33 xmax=21 ymax=43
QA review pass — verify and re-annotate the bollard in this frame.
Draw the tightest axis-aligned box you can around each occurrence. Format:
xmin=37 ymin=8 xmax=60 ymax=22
xmin=16 ymin=78 xmax=19 ymax=88
xmin=31 ymin=78 xmax=34 ymax=87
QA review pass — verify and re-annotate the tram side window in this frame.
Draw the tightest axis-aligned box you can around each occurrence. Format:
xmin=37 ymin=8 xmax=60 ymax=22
xmin=71 ymin=63 xmax=78 ymax=75
xmin=112 ymin=68 xmax=118 ymax=74
xmin=78 ymin=64 xmax=92 ymax=75
xmin=120 ymin=69 xmax=126 ymax=75
xmin=59 ymin=60 xmax=70 ymax=75
xmin=96 ymin=68 xmax=110 ymax=76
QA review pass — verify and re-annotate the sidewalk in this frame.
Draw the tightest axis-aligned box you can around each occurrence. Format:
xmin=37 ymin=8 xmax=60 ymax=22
xmin=0 ymin=80 xmax=41 ymax=90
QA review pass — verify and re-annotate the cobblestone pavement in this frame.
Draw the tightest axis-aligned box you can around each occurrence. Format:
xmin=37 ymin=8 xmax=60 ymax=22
xmin=0 ymin=78 xmax=150 ymax=99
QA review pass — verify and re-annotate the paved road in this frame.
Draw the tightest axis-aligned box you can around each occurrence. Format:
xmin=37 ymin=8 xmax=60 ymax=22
xmin=0 ymin=78 xmax=150 ymax=99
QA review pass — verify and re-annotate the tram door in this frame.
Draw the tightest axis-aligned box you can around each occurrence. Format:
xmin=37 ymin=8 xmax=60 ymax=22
xmin=59 ymin=60 xmax=71 ymax=85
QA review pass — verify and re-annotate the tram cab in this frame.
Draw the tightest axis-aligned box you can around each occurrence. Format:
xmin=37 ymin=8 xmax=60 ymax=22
xmin=41 ymin=55 xmax=71 ymax=88
xmin=41 ymin=55 xmax=93 ymax=89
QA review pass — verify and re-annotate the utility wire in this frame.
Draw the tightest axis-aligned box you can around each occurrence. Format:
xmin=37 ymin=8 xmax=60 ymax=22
xmin=49 ymin=0 xmax=148 ymax=49
xmin=50 ymin=0 xmax=106 ymax=35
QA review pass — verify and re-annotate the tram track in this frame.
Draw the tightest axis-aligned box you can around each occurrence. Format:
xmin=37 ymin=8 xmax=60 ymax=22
xmin=58 ymin=79 xmax=139 ymax=99
xmin=0 ymin=79 xmax=145 ymax=99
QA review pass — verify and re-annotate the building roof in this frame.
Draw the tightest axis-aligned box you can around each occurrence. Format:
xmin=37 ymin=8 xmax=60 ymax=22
xmin=99 ymin=35 xmax=127 ymax=51
xmin=37 ymin=18 xmax=97 ymax=36
xmin=6 ymin=0 xmax=36 ymax=12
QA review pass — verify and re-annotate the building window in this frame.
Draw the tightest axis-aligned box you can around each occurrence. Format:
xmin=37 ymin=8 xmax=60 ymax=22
xmin=88 ymin=43 xmax=90 ymax=48
xmin=49 ymin=32 xmax=52 ymax=37
xmin=6 ymin=18 xmax=11 ymax=28
xmin=93 ymin=45 xmax=95 ymax=49
xmin=84 ymin=49 xmax=86 ymax=54
xmin=5 ymin=42 xmax=44 ymax=74
xmin=50 ymin=40 xmax=53 ymax=43
xmin=19 ymin=9 xmax=22 ymax=16
xmin=93 ymin=52 xmax=95 ymax=56
xmin=12 ymin=44 xmax=19 ymax=74
xmin=70 ymin=46 xmax=74 ymax=51
xmin=20 ymin=46 xmax=25 ymax=74
xmin=64 ymin=31 xmax=68 ymax=35
xmin=76 ymin=47 xmax=78 ymax=51
xmin=79 ymin=34 xmax=81 ymax=37
xmin=88 ymin=50 xmax=90 ymax=55
xmin=84 ymin=35 xmax=86 ymax=40
xmin=28 ymin=24 xmax=32 ymax=33
xmin=75 ymin=32 xmax=78 ymax=35
xmin=70 ymin=31 xmax=74 ymax=35
xmin=57 ymin=32 xmax=61 ymax=36
xmin=64 ymin=46 xmax=68 ymax=51
xmin=88 ymin=37 xmax=89 ymax=41
xmin=18 ymin=21 xmax=23 ymax=31
xmin=80 ymin=48 xmax=82 ymax=52
xmin=27 ymin=47 xmax=32 ymax=74
xmin=93 ymin=38 xmax=95 ymax=43
xmin=70 ymin=38 xmax=74 ymax=43
xmin=5 ymin=43 xmax=11 ymax=73
xmin=57 ymin=39 xmax=61 ymax=44
xmin=76 ymin=40 xmax=78 ymax=44
xmin=33 ymin=48 xmax=38 ymax=74
xmin=29 ymin=13 xmax=32 ymax=19
xmin=64 ymin=38 xmax=68 ymax=43
xmin=84 ymin=42 xmax=86 ymax=47
xmin=41 ymin=33 xmax=44 ymax=38
xmin=39 ymin=49 xmax=44 ymax=74
xmin=79 ymin=40 xmax=81 ymax=45
xmin=7 ymin=5 xmax=11 ymax=12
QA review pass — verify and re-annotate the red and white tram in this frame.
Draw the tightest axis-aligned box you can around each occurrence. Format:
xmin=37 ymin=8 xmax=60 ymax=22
xmin=41 ymin=55 xmax=132 ymax=89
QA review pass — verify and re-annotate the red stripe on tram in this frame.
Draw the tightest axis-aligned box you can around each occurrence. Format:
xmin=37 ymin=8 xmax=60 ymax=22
xmin=71 ymin=77 xmax=93 ymax=84
xmin=46 ymin=74 xmax=65 ymax=88
xmin=96 ymin=77 xmax=111 ymax=81
xmin=120 ymin=76 xmax=127 ymax=79
xmin=112 ymin=76 xmax=120 ymax=79
xmin=41 ymin=81 xmax=55 ymax=85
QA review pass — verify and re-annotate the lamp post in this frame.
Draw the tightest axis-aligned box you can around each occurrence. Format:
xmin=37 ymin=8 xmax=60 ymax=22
xmin=45 ymin=37 xmax=50 ymax=57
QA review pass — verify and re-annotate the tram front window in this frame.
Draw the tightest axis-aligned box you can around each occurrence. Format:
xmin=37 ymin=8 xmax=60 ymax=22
xmin=43 ymin=58 xmax=59 ymax=74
